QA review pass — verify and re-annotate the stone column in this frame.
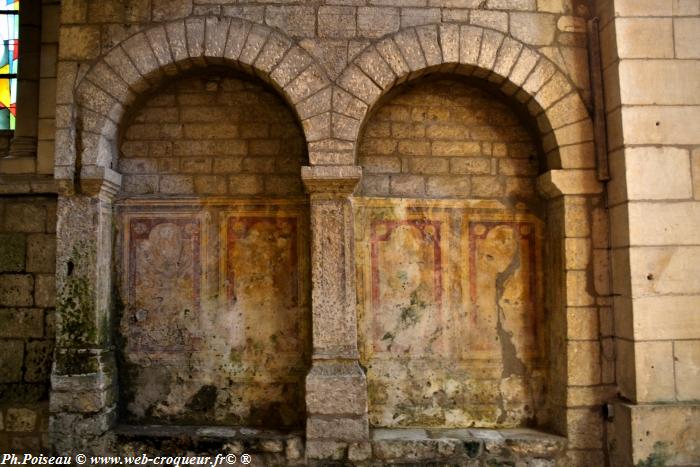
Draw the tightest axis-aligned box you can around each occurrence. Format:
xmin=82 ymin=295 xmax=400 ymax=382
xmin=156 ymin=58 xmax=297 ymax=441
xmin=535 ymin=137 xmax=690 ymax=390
xmin=0 ymin=0 xmax=41 ymax=173
xmin=49 ymin=168 xmax=121 ymax=454
xmin=301 ymin=165 xmax=369 ymax=461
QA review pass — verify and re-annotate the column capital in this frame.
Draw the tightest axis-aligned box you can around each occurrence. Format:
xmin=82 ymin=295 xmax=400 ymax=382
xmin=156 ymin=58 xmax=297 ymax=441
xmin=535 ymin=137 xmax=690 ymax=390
xmin=301 ymin=165 xmax=362 ymax=197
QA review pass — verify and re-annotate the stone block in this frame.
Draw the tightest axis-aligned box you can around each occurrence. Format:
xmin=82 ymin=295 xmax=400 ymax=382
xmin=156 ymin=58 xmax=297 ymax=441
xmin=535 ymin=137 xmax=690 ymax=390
xmin=458 ymin=25 xmax=482 ymax=67
xmin=5 ymin=408 xmax=37 ymax=432
xmin=567 ymin=307 xmax=598 ymax=340
xmin=60 ymin=0 xmax=87 ymax=24
xmin=393 ymin=29 xmax=426 ymax=72
xmin=476 ymin=29 xmax=505 ymax=75
xmin=159 ymin=175 xmax=194 ymax=194
xmin=564 ymin=237 xmax=590 ymax=270
xmin=567 ymin=408 xmax=603 ymax=449
xmin=26 ymin=234 xmax=56 ymax=274
xmin=674 ymin=341 xmax=700 ymax=401
xmin=265 ymin=6 xmax=316 ymax=38
xmin=632 ymin=295 xmax=700 ymax=341
xmin=566 ymin=270 xmax=594 ymax=306
xmin=471 ymin=175 xmax=504 ymax=197
xmin=0 ymin=308 xmax=44 ymax=338
xmin=416 ymin=25 xmax=442 ymax=67
xmin=34 ymin=275 xmax=55 ymax=309
xmin=2 ymin=203 xmax=46 ymax=233
xmin=401 ymin=8 xmax=440 ymax=28
xmin=194 ymin=176 xmax=227 ymax=195
xmin=567 ymin=341 xmax=600 ymax=385
xmin=339 ymin=66 xmax=382 ymax=105
xmin=470 ymin=10 xmax=508 ymax=33
xmin=621 ymin=106 xmax=700 ymax=145
xmin=627 ymin=201 xmax=700 ymax=246
xmin=152 ymin=0 xmax=192 ymax=21
xmin=239 ymin=24 xmax=269 ymax=67
xmin=492 ymin=37 xmax=523 ymax=80
xmin=619 ymin=402 xmax=700 ymax=466
xmin=285 ymin=65 xmax=328 ymax=104
xmin=256 ymin=33 xmax=293 ymax=75
xmin=390 ymin=174 xmax=425 ymax=196
xmin=223 ymin=6 xmax=265 ymax=23
xmin=426 ymin=175 xmax=471 ymax=197
xmin=675 ymin=18 xmax=700 ymax=59
xmin=451 ymin=158 xmax=491 ymax=175
xmin=510 ymin=12 xmax=557 ymax=46
xmin=620 ymin=61 xmax=700 ymax=106
xmin=613 ymin=0 xmax=673 ymax=16
xmin=0 ymin=234 xmax=25 ymax=272
xmin=25 ymin=340 xmax=54 ymax=383
xmin=0 ymin=274 xmax=33 ymax=307
xmin=58 ymin=26 xmax=100 ymax=60
xmin=636 ymin=341 xmax=676 ymax=403
xmin=0 ymin=340 xmax=23 ymax=383
xmin=616 ymin=19 xmax=674 ymax=59
xmin=307 ymin=416 xmax=369 ymax=441
xmin=487 ymin=0 xmax=536 ymax=10
xmin=694 ymin=149 xmax=700 ymax=200
xmin=358 ymin=7 xmax=400 ymax=39
xmin=319 ymin=6 xmax=357 ymax=39
xmin=228 ymin=175 xmax=263 ymax=195
xmin=626 ymin=146 xmax=693 ymax=199
xmin=538 ymin=170 xmax=601 ymax=199
xmin=305 ymin=440 xmax=347 ymax=460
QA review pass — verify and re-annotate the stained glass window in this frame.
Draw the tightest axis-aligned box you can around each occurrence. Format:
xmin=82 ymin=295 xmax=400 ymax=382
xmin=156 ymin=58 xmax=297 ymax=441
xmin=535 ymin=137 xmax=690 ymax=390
xmin=0 ymin=0 xmax=18 ymax=130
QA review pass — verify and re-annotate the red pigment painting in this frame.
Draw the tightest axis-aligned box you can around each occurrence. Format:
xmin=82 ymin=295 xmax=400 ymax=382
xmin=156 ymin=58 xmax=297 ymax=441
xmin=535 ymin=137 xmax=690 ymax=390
xmin=126 ymin=216 xmax=202 ymax=353
xmin=369 ymin=219 xmax=445 ymax=355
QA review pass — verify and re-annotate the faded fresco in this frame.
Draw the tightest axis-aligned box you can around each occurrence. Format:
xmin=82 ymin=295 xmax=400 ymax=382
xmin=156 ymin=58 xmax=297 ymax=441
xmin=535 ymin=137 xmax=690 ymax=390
xmin=355 ymin=198 xmax=545 ymax=428
xmin=117 ymin=200 xmax=310 ymax=428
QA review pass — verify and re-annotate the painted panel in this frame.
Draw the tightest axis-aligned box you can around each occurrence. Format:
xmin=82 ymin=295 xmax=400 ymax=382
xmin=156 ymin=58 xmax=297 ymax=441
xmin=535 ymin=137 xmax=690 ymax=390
xmin=355 ymin=198 xmax=545 ymax=428
xmin=118 ymin=200 xmax=309 ymax=428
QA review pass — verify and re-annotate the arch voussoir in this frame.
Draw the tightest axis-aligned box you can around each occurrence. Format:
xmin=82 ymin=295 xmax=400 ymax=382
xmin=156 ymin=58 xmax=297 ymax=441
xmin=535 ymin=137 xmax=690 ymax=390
xmin=67 ymin=16 xmax=331 ymax=179
xmin=355 ymin=46 xmax=396 ymax=90
xmin=338 ymin=23 xmax=594 ymax=171
xmin=415 ymin=25 xmax=443 ymax=68
xmin=203 ymin=16 xmax=231 ymax=61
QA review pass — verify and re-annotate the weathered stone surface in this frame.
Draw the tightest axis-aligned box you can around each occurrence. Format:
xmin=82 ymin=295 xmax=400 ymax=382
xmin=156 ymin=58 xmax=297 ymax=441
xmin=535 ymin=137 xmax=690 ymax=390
xmin=0 ymin=308 xmax=44 ymax=338
xmin=0 ymin=274 xmax=34 ymax=307
xmin=0 ymin=233 xmax=26 ymax=272
xmin=0 ymin=340 xmax=23 ymax=383
xmin=5 ymin=408 xmax=37 ymax=432
xmin=26 ymin=234 xmax=56 ymax=273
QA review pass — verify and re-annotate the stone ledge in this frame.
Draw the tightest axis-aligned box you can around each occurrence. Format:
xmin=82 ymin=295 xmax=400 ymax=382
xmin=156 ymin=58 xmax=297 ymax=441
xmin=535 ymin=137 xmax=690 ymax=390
xmin=113 ymin=425 xmax=306 ymax=465
xmin=107 ymin=425 xmax=566 ymax=466
xmin=369 ymin=427 xmax=567 ymax=464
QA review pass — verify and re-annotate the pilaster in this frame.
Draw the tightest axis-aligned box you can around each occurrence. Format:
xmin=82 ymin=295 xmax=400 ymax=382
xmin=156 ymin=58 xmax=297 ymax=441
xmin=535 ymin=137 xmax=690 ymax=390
xmin=301 ymin=165 xmax=370 ymax=459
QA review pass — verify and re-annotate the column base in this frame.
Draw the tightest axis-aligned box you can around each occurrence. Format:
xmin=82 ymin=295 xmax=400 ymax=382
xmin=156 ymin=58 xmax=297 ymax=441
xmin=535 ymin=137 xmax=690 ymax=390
xmin=305 ymin=360 xmax=369 ymax=458
xmin=610 ymin=401 xmax=700 ymax=466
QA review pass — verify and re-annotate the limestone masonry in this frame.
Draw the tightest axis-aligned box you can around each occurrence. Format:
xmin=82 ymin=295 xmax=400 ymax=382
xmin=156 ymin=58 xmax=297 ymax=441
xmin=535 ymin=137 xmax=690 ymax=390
xmin=0 ymin=0 xmax=699 ymax=465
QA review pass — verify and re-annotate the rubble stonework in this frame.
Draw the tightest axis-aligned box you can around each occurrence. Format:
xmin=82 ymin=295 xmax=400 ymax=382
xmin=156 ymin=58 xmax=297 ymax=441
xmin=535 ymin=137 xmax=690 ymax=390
xmin=0 ymin=0 xmax=697 ymax=465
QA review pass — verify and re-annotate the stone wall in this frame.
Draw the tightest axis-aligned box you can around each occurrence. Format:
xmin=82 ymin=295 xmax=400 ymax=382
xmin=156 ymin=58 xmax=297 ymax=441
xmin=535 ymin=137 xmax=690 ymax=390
xmin=359 ymin=78 xmax=540 ymax=200
xmin=598 ymin=0 xmax=700 ymax=465
xmin=0 ymin=196 xmax=56 ymax=453
xmin=119 ymin=73 xmax=306 ymax=196
xmin=116 ymin=73 xmax=310 ymax=427
xmin=48 ymin=0 xmax=609 ymax=463
xmin=6 ymin=0 xmax=682 ymax=464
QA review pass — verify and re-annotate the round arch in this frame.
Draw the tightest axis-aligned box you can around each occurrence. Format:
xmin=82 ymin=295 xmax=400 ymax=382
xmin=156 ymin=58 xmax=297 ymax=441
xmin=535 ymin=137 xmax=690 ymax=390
xmin=334 ymin=24 xmax=595 ymax=173
xmin=59 ymin=16 xmax=333 ymax=184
